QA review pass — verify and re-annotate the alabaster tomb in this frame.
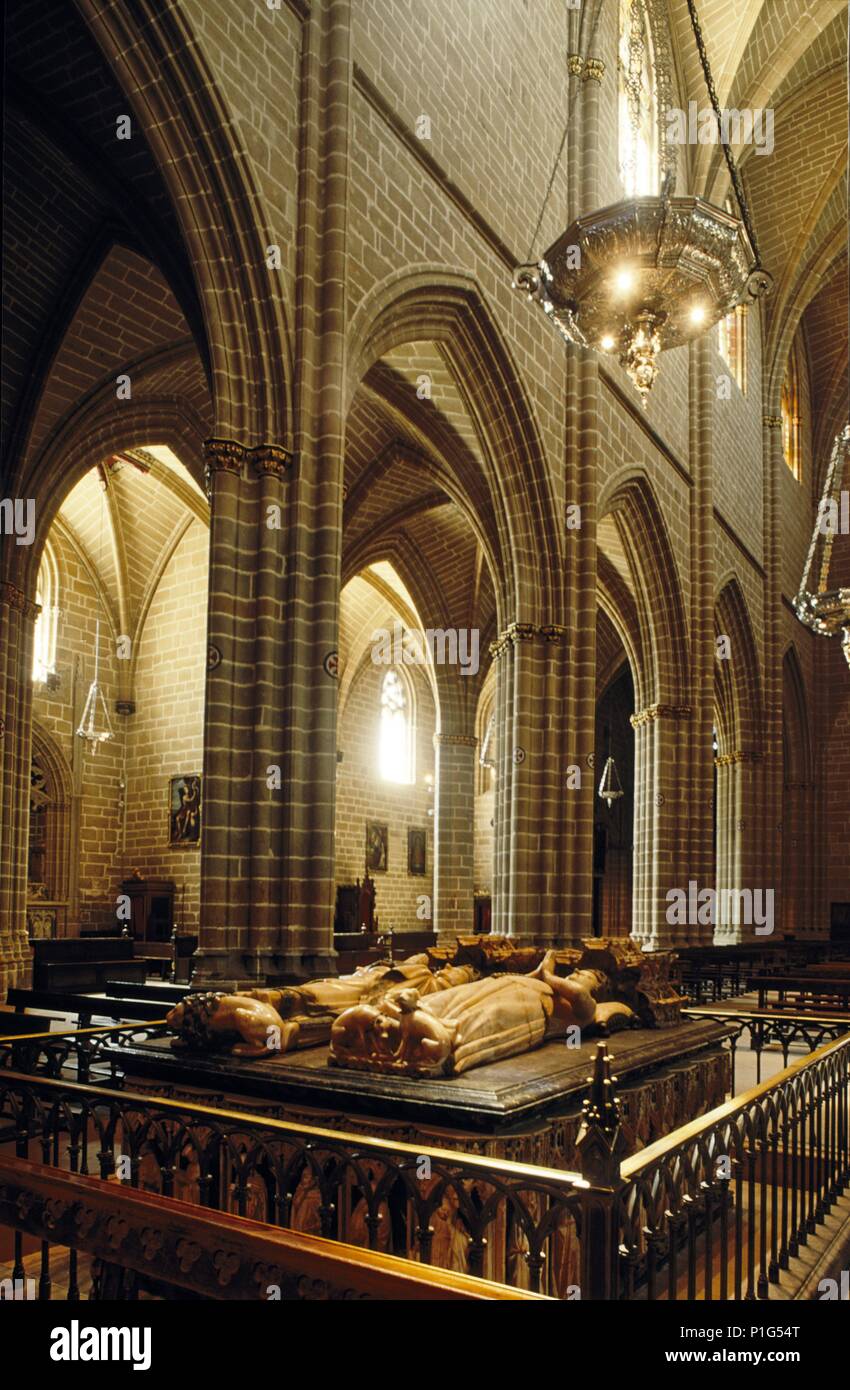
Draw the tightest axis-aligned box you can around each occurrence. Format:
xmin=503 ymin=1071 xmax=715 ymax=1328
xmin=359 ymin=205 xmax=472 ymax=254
xmin=107 ymin=938 xmax=731 ymax=1296
xmin=165 ymin=935 xmax=685 ymax=1075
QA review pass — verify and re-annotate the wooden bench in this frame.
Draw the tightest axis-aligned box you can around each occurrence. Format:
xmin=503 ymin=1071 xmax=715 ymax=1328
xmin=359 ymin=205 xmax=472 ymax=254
xmin=748 ymin=973 xmax=850 ymax=1015
xmin=0 ymin=1010 xmax=70 ymax=1038
xmin=31 ymin=936 xmax=160 ymax=993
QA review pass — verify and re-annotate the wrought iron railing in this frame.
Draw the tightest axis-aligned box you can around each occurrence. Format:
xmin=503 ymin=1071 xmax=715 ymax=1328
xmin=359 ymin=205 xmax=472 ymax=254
xmin=0 ymin=1067 xmax=587 ymax=1297
xmin=1 ymin=1026 xmax=848 ymax=1300
xmin=616 ymin=1031 xmax=850 ymax=1300
xmin=0 ymin=1019 xmax=169 ymax=1085
xmin=681 ymin=1007 xmax=850 ymax=1091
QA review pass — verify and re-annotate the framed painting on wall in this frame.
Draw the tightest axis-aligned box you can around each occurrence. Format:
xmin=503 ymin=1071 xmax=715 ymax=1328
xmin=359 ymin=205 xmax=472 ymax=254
xmin=169 ymin=775 xmax=201 ymax=847
xmin=407 ymin=827 xmax=426 ymax=876
xmin=365 ymin=822 xmax=388 ymax=873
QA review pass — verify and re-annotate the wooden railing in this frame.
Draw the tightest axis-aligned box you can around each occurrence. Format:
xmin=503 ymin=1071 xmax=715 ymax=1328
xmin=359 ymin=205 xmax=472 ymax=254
xmin=0 ymin=1155 xmax=542 ymax=1300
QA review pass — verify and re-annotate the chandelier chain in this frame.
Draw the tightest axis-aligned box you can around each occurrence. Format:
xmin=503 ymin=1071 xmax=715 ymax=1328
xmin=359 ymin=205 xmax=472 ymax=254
xmin=526 ymin=0 xmax=604 ymax=262
xmin=685 ymin=0 xmax=763 ymax=267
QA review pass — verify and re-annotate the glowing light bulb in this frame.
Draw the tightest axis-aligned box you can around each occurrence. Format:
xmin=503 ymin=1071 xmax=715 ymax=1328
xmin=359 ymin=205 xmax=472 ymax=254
xmin=615 ymin=268 xmax=634 ymax=293
xmin=600 ymin=335 xmax=616 ymax=352
xmin=690 ymin=304 xmax=706 ymax=325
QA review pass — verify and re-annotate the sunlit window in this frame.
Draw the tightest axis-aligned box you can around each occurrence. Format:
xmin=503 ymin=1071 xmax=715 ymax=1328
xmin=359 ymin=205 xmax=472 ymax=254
xmin=718 ymin=305 xmax=747 ymax=394
xmin=378 ymin=669 xmax=414 ymax=784
xmin=619 ymin=0 xmax=658 ymax=196
xmin=32 ymin=541 xmax=59 ymax=683
xmin=781 ymin=354 xmax=801 ymax=480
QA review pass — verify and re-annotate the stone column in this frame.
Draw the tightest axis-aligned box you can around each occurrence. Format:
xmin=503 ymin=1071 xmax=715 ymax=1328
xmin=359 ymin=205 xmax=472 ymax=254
xmin=716 ymin=749 xmax=771 ymax=943
xmin=281 ymin=0 xmax=350 ymax=977
xmin=491 ymin=642 xmax=513 ymax=935
xmin=560 ymin=53 xmax=604 ymax=949
xmin=193 ymin=0 xmax=351 ymax=986
xmin=433 ymin=733 xmax=477 ymax=941
xmin=193 ymin=440 xmax=295 ymax=987
xmin=489 ymin=625 xmax=570 ymax=945
xmin=630 ymin=703 xmax=695 ymax=949
xmin=687 ymin=337 xmax=717 ymax=943
xmin=761 ymin=416 xmax=785 ymax=923
xmin=0 ymin=583 xmax=39 ymax=997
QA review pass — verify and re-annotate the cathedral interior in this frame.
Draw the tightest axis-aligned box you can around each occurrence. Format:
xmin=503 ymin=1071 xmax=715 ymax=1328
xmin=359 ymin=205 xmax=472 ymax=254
xmin=1 ymin=0 xmax=849 ymax=1339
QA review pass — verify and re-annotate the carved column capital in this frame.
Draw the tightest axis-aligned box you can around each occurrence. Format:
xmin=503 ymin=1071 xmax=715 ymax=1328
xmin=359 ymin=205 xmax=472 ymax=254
xmin=714 ymin=749 xmax=762 ymax=767
xmin=630 ymin=702 xmax=692 ymax=728
xmin=433 ymin=733 xmax=478 ymax=749
xmin=762 ymin=415 xmax=783 ymax=430
xmin=489 ymin=622 xmax=569 ymax=660
xmin=567 ymin=53 xmax=584 ymax=77
xmin=204 ymin=439 xmax=294 ymax=494
xmin=203 ymin=438 xmax=248 ymax=495
xmin=0 ymin=582 xmax=40 ymax=622
xmin=252 ymin=445 xmax=293 ymax=479
xmin=583 ymin=58 xmax=605 ymax=84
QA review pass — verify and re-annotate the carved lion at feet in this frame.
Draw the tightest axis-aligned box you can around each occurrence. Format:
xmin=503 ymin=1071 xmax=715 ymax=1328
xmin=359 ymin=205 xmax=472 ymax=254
xmin=166 ymin=992 xmax=298 ymax=1058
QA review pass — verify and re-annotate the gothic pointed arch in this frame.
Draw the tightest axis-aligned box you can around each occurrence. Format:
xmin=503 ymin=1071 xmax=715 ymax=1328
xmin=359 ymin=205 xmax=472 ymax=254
xmin=29 ymin=719 xmax=77 ymax=926
xmin=598 ymin=468 xmax=690 ymax=710
xmin=76 ymin=0 xmax=294 ymax=448
xmin=346 ymin=271 xmax=561 ymax=627
xmin=714 ymin=576 xmax=764 ymax=758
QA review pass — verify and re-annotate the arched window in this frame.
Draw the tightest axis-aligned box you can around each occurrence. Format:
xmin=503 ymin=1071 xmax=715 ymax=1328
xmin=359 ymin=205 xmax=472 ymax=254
xmin=378 ymin=668 xmax=414 ymax=784
xmin=618 ymin=0 xmax=658 ymax=197
xmin=781 ymin=353 xmax=801 ymax=479
xmin=32 ymin=541 xmax=60 ymax=683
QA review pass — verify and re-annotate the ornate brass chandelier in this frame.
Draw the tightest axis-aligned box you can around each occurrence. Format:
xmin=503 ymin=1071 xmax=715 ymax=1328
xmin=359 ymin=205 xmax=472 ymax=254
xmin=514 ymin=0 xmax=772 ymax=404
xmin=794 ymin=425 xmax=850 ymax=671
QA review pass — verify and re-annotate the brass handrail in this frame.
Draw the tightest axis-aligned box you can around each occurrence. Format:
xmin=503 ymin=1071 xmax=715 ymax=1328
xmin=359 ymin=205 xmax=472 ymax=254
xmin=683 ymin=1006 xmax=850 ymax=1026
xmin=621 ymin=1026 xmax=850 ymax=1179
xmin=0 ymin=1018 xmax=170 ymax=1044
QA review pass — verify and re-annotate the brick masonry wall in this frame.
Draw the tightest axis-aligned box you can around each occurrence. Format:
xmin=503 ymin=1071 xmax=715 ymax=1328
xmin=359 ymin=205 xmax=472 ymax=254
xmin=32 ymin=530 xmax=124 ymax=932
xmin=335 ymin=654 xmax=436 ymax=930
xmin=123 ymin=520 xmax=208 ymax=932
xmin=179 ymin=0 xmax=302 ymax=371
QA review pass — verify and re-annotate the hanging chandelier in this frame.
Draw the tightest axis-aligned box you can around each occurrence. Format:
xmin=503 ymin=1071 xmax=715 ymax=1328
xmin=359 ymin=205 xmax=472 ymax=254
xmin=794 ymin=424 xmax=850 ymax=671
xmin=514 ymin=0 xmax=772 ymax=404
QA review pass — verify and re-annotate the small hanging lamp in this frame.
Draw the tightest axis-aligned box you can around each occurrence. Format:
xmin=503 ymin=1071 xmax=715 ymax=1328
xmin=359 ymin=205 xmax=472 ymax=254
xmin=76 ymin=470 xmax=114 ymax=753
xmin=598 ymin=756 xmax=624 ymax=810
xmin=76 ymin=616 xmax=114 ymax=753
